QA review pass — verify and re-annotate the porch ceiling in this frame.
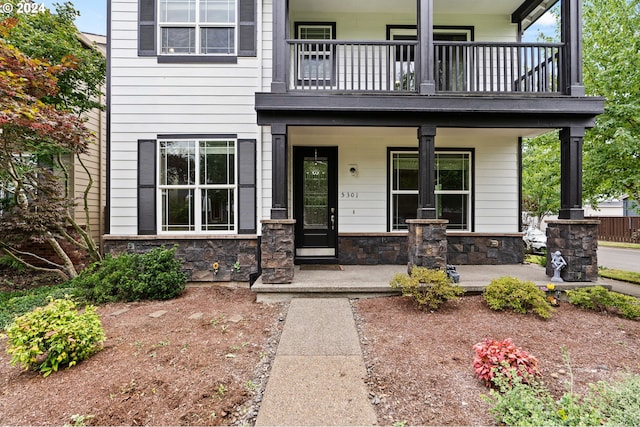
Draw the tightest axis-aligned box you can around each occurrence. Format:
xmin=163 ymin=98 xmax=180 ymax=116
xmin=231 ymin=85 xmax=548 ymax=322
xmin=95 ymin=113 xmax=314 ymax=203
xmin=290 ymin=0 xmax=526 ymax=16
xmin=288 ymin=126 xmax=549 ymax=140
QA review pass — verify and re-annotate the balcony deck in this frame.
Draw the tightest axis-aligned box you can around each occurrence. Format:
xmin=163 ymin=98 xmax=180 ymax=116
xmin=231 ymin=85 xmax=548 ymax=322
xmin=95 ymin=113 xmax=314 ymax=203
xmin=287 ymin=40 xmax=564 ymax=94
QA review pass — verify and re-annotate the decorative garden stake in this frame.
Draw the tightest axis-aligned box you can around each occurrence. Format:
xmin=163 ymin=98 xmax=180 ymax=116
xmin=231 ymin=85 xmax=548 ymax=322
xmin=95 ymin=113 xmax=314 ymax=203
xmin=550 ymin=250 xmax=567 ymax=282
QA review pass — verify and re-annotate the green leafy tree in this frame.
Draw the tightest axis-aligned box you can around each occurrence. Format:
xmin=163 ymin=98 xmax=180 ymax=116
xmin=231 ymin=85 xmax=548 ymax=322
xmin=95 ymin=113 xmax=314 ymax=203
xmin=0 ymin=18 xmax=93 ymax=279
xmin=2 ymin=0 xmax=105 ymax=114
xmin=522 ymin=132 xmax=560 ymax=228
xmin=582 ymin=0 xmax=640 ymax=206
xmin=522 ymin=1 xmax=639 ymax=212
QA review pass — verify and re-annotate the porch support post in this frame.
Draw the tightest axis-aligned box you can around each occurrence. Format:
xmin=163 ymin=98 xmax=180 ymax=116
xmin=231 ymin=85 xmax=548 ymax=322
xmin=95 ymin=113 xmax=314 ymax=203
xmin=561 ymin=0 xmax=585 ymax=96
xmin=546 ymin=219 xmax=599 ymax=282
xmin=559 ymin=127 xmax=584 ymax=220
xmin=418 ymin=0 xmax=435 ymax=94
xmin=261 ymin=219 xmax=296 ymax=284
xmin=271 ymin=0 xmax=287 ymax=93
xmin=417 ymin=126 xmax=436 ymax=219
xmin=406 ymin=219 xmax=448 ymax=272
xmin=271 ymin=124 xmax=288 ymax=219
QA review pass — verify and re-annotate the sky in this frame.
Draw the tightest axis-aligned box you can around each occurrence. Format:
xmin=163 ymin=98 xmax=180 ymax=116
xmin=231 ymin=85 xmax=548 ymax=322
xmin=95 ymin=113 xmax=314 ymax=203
xmin=39 ymin=0 xmax=106 ymax=36
xmin=522 ymin=10 xmax=559 ymax=42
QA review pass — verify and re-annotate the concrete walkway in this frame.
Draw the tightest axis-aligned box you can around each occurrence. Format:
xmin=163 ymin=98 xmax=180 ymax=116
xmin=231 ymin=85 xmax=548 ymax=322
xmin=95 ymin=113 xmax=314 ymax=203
xmin=255 ymin=298 xmax=377 ymax=426
xmin=252 ymin=264 xmax=640 ymax=425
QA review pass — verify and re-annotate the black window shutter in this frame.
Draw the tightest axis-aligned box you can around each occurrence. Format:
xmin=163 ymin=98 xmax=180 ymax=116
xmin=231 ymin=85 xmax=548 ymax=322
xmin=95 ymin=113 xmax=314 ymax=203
xmin=138 ymin=139 xmax=157 ymax=235
xmin=237 ymin=139 xmax=257 ymax=234
xmin=139 ymin=0 xmax=157 ymax=56
xmin=238 ymin=0 xmax=257 ymax=57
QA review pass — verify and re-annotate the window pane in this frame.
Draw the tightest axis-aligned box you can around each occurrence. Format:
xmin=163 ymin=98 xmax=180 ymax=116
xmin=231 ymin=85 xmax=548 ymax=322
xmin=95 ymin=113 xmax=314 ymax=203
xmin=200 ymin=27 xmax=235 ymax=54
xmin=161 ymin=27 xmax=196 ymax=54
xmin=437 ymin=154 xmax=469 ymax=191
xmin=393 ymin=153 xmax=418 ymax=191
xmin=200 ymin=0 xmax=236 ymax=23
xmin=200 ymin=141 xmax=234 ymax=185
xmin=160 ymin=141 xmax=195 ymax=185
xmin=437 ymin=193 xmax=468 ymax=230
xmin=298 ymin=26 xmax=332 ymax=40
xmin=202 ymin=188 xmax=234 ymax=231
xmin=303 ymin=157 xmax=328 ymax=229
xmin=393 ymin=194 xmax=418 ymax=230
xmin=162 ymin=188 xmax=195 ymax=231
xmin=160 ymin=0 xmax=195 ymax=22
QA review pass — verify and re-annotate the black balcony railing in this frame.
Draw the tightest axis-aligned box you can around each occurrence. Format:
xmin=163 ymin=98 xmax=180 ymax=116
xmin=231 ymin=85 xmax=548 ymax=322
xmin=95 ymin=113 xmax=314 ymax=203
xmin=434 ymin=41 xmax=563 ymax=93
xmin=288 ymin=40 xmax=417 ymax=92
xmin=287 ymin=40 xmax=564 ymax=94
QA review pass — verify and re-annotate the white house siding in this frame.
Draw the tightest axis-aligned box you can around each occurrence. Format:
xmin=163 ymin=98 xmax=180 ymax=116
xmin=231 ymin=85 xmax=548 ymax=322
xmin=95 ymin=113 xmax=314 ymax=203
xmin=437 ymin=132 xmax=519 ymax=233
xmin=287 ymin=127 xmax=519 ymax=234
xmin=110 ymin=0 xmax=263 ymax=235
xmin=260 ymin=1 xmax=273 ymax=224
xmin=111 ymin=0 xmax=520 ymax=235
xmin=288 ymin=11 xmax=516 ymax=42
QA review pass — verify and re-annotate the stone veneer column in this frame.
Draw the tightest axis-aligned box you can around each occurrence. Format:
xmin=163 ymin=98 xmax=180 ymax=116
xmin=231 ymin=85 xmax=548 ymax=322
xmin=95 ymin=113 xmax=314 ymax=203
xmin=260 ymin=219 xmax=296 ymax=284
xmin=545 ymin=219 xmax=599 ymax=282
xmin=406 ymin=219 xmax=449 ymax=272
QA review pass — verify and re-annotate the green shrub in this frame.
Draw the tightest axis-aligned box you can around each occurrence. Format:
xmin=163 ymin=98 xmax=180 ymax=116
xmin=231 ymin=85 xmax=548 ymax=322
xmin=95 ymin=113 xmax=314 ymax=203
xmin=484 ymin=347 xmax=640 ymax=427
xmin=72 ymin=246 xmax=187 ymax=303
xmin=0 ymin=255 xmax=26 ymax=272
xmin=486 ymin=371 xmax=640 ymax=426
xmin=0 ymin=284 xmax=76 ymax=329
xmin=594 ymin=374 xmax=640 ymax=426
xmin=483 ymin=276 xmax=554 ymax=319
xmin=525 ymin=254 xmax=546 ymax=267
xmin=566 ymin=286 xmax=640 ymax=320
xmin=5 ymin=298 xmax=105 ymax=377
xmin=390 ymin=267 xmax=464 ymax=311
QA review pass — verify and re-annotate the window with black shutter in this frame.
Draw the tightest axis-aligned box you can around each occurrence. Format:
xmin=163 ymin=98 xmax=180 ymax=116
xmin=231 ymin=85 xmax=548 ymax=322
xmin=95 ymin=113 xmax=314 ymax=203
xmin=138 ymin=0 xmax=256 ymax=60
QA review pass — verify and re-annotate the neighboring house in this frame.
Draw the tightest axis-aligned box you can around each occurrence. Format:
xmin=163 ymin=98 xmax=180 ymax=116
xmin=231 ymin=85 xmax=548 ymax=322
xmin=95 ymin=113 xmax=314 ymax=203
xmin=623 ymin=197 xmax=640 ymax=217
xmin=71 ymin=33 xmax=107 ymax=247
xmin=585 ymin=197 xmax=640 ymax=218
xmin=106 ymin=0 xmax=604 ymax=283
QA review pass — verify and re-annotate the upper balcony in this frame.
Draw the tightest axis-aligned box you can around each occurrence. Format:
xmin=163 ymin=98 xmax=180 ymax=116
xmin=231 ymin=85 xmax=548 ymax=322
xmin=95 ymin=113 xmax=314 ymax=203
xmin=269 ymin=0 xmax=584 ymax=97
xmin=287 ymin=39 xmax=563 ymax=94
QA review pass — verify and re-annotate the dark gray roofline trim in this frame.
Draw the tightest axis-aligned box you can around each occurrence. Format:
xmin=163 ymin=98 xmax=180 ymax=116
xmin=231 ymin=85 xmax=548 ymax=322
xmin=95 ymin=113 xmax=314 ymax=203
xmin=512 ymin=0 xmax=561 ymax=25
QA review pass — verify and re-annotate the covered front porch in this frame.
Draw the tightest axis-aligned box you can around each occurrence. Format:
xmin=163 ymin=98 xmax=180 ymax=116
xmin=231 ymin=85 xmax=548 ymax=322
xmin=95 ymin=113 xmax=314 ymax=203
xmin=257 ymin=124 xmax=601 ymax=284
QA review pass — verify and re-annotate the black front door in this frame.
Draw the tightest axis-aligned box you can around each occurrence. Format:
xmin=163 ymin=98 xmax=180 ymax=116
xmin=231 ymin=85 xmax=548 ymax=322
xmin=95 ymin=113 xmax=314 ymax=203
xmin=293 ymin=147 xmax=338 ymax=262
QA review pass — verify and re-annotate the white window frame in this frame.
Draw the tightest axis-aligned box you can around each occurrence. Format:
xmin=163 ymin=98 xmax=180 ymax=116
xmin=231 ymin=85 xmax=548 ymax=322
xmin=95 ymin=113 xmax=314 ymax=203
xmin=389 ymin=150 xmax=472 ymax=231
xmin=158 ymin=0 xmax=238 ymax=56
xmin=157 ymin=138 xmax=237 ymax=234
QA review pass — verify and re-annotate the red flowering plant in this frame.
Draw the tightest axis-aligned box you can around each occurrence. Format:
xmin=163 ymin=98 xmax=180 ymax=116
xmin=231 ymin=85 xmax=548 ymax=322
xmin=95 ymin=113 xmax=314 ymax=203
xmin=473 ymin=338 xmax=541 ymax=388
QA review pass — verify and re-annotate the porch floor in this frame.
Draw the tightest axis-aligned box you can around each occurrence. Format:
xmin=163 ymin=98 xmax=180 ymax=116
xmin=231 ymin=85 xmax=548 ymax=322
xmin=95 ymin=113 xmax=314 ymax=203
xmin=252 ymin=263 xmax=599 ymax=303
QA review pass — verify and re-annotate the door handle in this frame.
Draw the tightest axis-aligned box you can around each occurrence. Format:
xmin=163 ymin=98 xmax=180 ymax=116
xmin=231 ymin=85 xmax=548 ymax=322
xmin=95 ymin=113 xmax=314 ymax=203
xmin=331 ymin=214 xmax=335 ymax=230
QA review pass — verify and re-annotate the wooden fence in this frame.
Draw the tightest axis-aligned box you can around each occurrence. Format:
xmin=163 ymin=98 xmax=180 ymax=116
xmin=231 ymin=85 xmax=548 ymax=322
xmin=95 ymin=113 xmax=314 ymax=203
xmin=590 ymin=216 xmax=640 ymax=243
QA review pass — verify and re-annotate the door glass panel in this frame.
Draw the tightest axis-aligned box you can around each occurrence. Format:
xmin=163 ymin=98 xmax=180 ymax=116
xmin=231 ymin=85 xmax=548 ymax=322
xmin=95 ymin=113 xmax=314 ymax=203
xmin=303 ymin=156 xmax=328 ymax=230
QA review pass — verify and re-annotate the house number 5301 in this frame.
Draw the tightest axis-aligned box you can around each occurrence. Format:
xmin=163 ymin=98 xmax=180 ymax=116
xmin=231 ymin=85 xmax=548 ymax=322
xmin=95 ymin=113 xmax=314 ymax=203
xmin=341 ymin=192 xmax=359 ymax=198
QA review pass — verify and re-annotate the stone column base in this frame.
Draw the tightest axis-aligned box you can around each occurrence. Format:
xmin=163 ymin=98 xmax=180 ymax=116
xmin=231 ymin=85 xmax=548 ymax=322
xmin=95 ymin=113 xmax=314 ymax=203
xmin=260 ymin=219 xmax=296 ymax=284
xmin=406 ymin=219 xmax=448 ymax=273
xmin=545 ymin=219 xmax=599 ymax=282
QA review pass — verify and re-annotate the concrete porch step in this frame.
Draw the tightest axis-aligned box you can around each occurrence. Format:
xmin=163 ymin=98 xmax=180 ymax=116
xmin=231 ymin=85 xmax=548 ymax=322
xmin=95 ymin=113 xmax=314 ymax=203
xmin=251 ymin=281 xmax=401 ymax=303
xmin=251 ymin=264 xmax=611 ymax=303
